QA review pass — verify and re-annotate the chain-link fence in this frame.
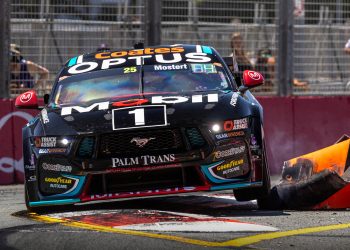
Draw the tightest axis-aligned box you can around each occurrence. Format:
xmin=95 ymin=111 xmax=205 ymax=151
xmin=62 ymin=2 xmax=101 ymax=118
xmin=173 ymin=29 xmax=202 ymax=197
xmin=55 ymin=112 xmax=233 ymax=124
xmin=7 ymin=0 xmax=350 ymax=97
xmin=10 ymin=0 xmax=144 ymax=96
xmin=161 ymin=0 xmax=278 ymax=94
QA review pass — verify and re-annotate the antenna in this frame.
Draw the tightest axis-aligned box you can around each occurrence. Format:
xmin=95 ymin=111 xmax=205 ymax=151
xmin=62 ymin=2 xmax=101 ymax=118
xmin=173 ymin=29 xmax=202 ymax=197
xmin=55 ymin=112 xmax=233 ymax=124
xmin=134 ymin=42 xmax=144 ymax=49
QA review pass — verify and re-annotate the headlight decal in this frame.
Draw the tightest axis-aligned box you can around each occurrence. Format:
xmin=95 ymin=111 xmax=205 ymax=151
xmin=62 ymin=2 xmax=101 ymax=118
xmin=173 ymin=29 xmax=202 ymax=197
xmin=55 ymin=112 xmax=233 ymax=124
xmin=33 ymin=136 xmax=73 ymax=148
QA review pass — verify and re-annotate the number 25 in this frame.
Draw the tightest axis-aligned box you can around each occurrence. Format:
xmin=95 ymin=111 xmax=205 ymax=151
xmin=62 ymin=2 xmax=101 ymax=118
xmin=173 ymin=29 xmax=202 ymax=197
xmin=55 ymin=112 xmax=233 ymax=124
xmin=124 ymin=67 xmax=137 ymax=74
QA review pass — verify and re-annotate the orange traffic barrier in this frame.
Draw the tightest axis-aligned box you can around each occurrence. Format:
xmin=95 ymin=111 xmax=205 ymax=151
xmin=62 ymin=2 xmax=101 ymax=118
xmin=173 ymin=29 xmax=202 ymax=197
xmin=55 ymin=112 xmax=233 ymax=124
xmin=271 ymin=136 xmax=350 ymax=210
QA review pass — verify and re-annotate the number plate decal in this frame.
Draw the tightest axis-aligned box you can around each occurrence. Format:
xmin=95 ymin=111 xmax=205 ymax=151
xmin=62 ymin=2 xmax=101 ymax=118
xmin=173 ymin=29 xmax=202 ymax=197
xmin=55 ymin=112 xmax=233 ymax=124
xmin=112 ymin=105 xmax=167 ymax=130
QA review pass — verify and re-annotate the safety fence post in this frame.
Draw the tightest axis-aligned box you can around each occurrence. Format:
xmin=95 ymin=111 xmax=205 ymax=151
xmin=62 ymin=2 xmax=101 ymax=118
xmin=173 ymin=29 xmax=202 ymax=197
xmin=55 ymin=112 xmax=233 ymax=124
xmin=0 ymin=0 xmax=10 ymax=98
xmin=277 ymin=0 xmax=294 ymax=96
xmin=144 ymin=0 xmax=162 ymax=46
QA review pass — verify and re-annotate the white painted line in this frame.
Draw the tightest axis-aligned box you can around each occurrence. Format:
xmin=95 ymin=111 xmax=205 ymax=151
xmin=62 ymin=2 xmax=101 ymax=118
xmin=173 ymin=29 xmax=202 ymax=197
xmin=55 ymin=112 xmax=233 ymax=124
xmin=116 ymin=221 xmax=278 ymax=232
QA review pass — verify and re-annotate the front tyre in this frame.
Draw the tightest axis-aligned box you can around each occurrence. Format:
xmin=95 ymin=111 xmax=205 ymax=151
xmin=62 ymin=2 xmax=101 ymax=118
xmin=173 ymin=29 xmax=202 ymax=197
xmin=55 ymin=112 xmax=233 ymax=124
xmin=233 ymin=142 xmax=271 ymax=208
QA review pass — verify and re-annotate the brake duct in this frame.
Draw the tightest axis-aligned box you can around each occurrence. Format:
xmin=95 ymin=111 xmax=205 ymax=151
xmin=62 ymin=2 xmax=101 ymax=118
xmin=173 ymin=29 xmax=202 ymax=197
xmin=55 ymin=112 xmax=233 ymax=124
xmin=267 ymin=135 xmax=350 ymax=210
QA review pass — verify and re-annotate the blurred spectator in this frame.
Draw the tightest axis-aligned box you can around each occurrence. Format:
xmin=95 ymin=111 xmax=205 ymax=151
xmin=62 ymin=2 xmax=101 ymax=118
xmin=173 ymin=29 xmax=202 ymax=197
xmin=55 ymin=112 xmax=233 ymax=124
xmin=254 ymin=48 xmax=308 ymax=89
xmin=344 ymin=38 xmax=350 ymax=54
xmin=230 ymin=32 xmax=253 ymax=74
xmin=96 ymin=43 xmax=111 ymax=52
xmin=255 ymin=48 xmax=275 ymax=87
xmin=344 ymin=37 xmax=350 ymax=90
xmin=10 ymin=44 xmax=49 ymax=90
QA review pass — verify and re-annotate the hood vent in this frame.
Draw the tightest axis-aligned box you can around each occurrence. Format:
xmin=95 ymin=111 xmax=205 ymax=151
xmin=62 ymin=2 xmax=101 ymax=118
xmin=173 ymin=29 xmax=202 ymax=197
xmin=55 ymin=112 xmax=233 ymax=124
xmin=186 ymin=128 xmax=206 ymax=149
xmin=77 ymin=137 xmax=95 ymax=158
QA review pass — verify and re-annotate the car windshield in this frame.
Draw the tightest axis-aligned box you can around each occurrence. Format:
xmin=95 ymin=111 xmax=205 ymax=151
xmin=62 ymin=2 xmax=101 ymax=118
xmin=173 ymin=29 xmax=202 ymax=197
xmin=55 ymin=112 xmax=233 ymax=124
xmin=52 ymin=63 xmax=232 ymax=106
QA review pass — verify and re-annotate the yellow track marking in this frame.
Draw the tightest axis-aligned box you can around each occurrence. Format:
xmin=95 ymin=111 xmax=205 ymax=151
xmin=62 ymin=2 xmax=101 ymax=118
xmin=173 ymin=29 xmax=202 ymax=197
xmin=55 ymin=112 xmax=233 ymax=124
xmin=222 ymin=223 xmax=350 ymax=247
xmin=27 ymin=213 xmax=221 ymax=247
xmin=26 ymin=213 xmax=350 ymax=248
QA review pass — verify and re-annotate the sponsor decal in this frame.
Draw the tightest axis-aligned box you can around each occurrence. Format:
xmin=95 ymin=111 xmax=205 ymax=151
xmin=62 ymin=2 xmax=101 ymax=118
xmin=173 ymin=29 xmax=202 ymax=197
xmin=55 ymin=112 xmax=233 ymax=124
xmin=41 ymin=109 xmax=50 ymax=124
xmin=191 ymin=63 xmax=217 ymax=74
xmin=49 ymin=183 xmax=68 ymax=189
xmin=216 ymin=159 xmax=244 ymax=171
xmin=223 ymin=118 xmax=248 ymax=131
xmin=39 ymin=149 xmax=48 ymax=154
xmin=230 ymin=92 xmax=239 ymax=107
xmin=61 ymin=94 xmax=219 ymax=116
xmin=40 ymin=174 xmax=82 ymax=195
xmin=215 ymin=131 xmax=245 ymax=140
xmin=123 ymin=66 xmax=137 ymax=74
xmin=222 ymin=165 xmax=241 ymax=175
xmin=247 ymin=70 xmax=262 ymax=81
xmin=42 ymin=162 xmax=72 ymax=172
xmin=44 ymin=176 xmax=73 ymax=190
xmin=27 ymin=175 xmax=37 ymax=182
xmin=19 ymin=91 xmax=33 ymax=103
xmin=48 ymin=148 xmax=66 ymax=153
xmin=113 ymin=105 xmax=167 ymax=130
xmin=209 ymin=159 xmax=246 ymax=180
xmin=69 ymin=51 xmax=211 ymax=74
xmin=153 ymin=64 xmax=188 ymax=71
xmin=213 ymin=145 xmax=245 ymax=160
xmin=67 ymin=55 xmax=83 ymax=67
xmin=24 ymin=164 xmax=35 ymax=171
xmin=130 ymin=137 xmax=155 ymax=147
xmin=112 ymin=154 xmax=175 ymax=167
xmin=112 ymin=99 xmax=148 ymax=107
xmin=45 ymin=176 xmax=73 ymax=184
xmin=38 ymin=148 xmax=66 ymax=154
xmin=30 ymin=154 xmax=35 ymax=165
xmin=107 ymin=163 xmax=182 ymax=173
xmin=61 ymin=101 xmax=109 ymax=116
xmin=250 ymin=134 xmax=260 ymax=150
xmin=35 ymin=137 xmax=56 ymax=147
xmin=95 ymin=47 xmax=185 ymax=59
xmin=89 ymin=186 xmax=198 ymax=200
xmin=151 ymin=94 xmax=218 ymax=104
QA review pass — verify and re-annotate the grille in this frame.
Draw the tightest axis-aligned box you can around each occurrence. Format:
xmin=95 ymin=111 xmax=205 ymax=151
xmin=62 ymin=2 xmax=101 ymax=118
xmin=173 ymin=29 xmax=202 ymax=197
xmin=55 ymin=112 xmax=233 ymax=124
xmin=186 ymin=128 xmax=206 ymax=149
xmin=88 ymin=166 xmax=205 ymax=195
xmin=77 ymin=137 xmax=95 ymax=158
xmin=99 ymin=129 xmax=184 ymax=157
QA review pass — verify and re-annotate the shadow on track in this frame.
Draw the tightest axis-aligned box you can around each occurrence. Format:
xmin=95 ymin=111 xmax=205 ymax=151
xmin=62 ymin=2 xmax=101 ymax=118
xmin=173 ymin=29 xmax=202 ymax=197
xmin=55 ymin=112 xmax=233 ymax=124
xmin=15 ymin=192 xmax=287 ymax=217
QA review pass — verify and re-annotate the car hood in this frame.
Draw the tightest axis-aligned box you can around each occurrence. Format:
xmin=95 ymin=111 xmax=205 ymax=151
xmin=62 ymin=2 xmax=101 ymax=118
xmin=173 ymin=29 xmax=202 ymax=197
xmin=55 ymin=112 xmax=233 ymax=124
xmin=42 ymin=91 xmax=255 ymax=134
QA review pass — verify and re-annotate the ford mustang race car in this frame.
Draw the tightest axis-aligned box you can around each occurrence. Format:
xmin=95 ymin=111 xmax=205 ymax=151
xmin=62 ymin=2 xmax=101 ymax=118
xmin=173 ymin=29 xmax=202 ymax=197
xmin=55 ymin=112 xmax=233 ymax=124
xmin=15 ymin=44 xmax=270 ymax=212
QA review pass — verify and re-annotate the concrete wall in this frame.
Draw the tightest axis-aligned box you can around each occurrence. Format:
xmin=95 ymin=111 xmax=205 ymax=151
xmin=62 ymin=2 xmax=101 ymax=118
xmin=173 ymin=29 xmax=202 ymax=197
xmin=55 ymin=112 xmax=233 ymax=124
xmin=260 ymin=96 xmax=350 ymax=173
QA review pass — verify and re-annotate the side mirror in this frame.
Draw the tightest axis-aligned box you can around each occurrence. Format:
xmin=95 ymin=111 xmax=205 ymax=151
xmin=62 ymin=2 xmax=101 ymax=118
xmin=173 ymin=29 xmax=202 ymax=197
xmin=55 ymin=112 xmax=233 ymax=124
xmin=242 ymin=70 xmax=264 ymax=88
xmin=15 ymin=90 xmax=39 ymax=109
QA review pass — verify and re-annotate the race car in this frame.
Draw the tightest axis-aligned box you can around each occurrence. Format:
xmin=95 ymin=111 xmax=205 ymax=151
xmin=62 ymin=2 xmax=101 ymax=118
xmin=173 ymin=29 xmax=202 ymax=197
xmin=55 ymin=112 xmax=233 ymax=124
xmin=15 ymin=44 xmax=270 ymax=212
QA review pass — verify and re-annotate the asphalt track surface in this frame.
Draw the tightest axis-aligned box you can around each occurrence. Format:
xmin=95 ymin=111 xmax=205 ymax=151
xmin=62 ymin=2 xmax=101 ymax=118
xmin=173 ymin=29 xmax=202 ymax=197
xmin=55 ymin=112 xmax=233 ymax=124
xmin=1 ymin=184 xmax=350 ymax=250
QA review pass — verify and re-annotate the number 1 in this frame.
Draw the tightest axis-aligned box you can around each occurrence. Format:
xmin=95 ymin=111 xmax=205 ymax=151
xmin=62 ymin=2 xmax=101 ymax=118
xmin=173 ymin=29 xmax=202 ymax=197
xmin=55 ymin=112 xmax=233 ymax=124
xmin=128 ymin=108 xmax=145 ymax=126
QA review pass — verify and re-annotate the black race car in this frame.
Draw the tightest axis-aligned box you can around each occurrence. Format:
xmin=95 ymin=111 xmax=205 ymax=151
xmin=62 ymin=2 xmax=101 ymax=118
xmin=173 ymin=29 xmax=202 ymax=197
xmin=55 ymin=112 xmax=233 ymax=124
xmin=15 ymin=44 xmax=270 ymax=211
